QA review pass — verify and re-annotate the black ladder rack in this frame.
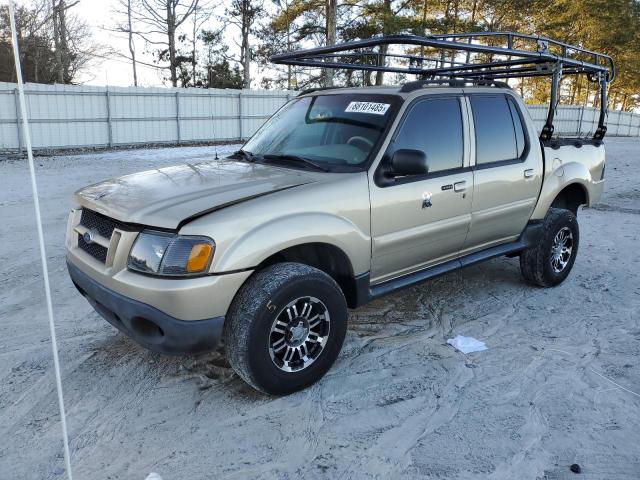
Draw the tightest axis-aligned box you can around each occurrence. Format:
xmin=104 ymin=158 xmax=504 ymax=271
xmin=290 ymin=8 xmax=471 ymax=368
xmin=271 ymin=32 xmax=614 ymax=141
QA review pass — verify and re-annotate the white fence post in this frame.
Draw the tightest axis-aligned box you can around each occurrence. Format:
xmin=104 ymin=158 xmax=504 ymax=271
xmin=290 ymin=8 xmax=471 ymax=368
xmin=105 ymin=88 xmax=113 ymax=148
xmin=238 ymin=91 xmax=243 ymax=141
xmin=14 ymin=87 xmax=21 ymax=154
xmin=577 ymin=105 xmax=584 ymax=135
xmin=175 ymin=91 xmax=181 ymax=145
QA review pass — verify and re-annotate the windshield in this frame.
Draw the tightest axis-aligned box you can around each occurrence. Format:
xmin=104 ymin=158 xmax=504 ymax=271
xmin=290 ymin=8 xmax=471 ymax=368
xmin=241 ymin=94 xmax=401 ymax=171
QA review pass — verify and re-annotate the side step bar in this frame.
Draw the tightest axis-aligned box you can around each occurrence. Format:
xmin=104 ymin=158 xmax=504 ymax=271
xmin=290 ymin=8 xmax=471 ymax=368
xmin=369 ymin=240 xmax=527 ymax=300
xmin=358 ymin=222 xmax=542 ymax=305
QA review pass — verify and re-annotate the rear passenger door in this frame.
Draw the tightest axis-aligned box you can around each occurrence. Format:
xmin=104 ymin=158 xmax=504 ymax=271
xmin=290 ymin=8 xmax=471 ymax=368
xmin=461 ymin=94 xmax=543 ymax=253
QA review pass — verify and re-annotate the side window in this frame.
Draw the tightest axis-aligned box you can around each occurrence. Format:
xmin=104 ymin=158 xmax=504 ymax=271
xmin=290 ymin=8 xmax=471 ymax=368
xmin=393 ymin=97 xmax=463 ymax=173
xmin=507 ymin=97 xmax=526 ymax=157
xmin=470 ymin=95 xmax=520 ymax=164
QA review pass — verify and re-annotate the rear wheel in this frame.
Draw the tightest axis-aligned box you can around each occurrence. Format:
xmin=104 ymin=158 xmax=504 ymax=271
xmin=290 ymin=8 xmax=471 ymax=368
xmin=520 ymin=207 xmax=580 ymax=287
xmin=224 ymin=262 xmax=347 ymax=395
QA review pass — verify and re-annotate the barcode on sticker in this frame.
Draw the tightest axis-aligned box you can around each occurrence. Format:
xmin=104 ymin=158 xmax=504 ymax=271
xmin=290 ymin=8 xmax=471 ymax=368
xmin=345 ymin=101 xmax=390 ymax=115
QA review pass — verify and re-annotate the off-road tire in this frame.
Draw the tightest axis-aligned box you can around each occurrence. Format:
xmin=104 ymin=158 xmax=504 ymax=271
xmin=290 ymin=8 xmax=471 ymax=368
xmin=224 ymin=262 xmax=347 ymax=395
xmin=520 ymin=207 xmax=580 ymax=287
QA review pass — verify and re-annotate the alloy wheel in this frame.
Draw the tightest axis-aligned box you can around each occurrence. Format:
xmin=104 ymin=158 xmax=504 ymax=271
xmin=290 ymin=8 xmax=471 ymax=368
xmin=268 ymin=296 xmax=330 ymax=372
xmin=550 ymin=227 xmax=573 ymax=273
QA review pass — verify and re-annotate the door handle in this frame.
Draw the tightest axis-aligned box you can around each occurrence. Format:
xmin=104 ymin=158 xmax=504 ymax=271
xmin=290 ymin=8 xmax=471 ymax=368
xmin=454 ymin=181 xmax=466 ymax=192
xmin=524 ymin=169 xmax=534 ymax=178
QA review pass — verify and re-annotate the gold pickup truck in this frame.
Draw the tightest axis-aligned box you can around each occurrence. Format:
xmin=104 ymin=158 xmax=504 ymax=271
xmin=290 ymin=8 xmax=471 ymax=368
xmin=66 ymin=34 xmax=611 ymax=394
xmin=66 ymin=32 xmax=615 ymax=394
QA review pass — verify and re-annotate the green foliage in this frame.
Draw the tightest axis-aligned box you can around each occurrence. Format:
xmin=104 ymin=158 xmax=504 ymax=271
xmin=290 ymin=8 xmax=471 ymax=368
xmin=199 ymin=29 xmax=244 ymax=88
xmin=0 ymin=4 xmax=63 ymax=84
xmin=0 ymin=7 xmax=57 ymax=83
xmin=206 ymin=60 xmax=244 ymax=88
xmin=1 ymin=0 xmax=637 ymax=108
xmin=262 ymin=0 xmax=639 ymax=110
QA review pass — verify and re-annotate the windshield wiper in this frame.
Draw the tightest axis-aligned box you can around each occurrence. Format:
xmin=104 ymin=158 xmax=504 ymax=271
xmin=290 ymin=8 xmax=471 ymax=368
xmin=263 ymin=154 xmax=330 ymax=172
xmin=233 ymin=149 xmax=263 ymax=163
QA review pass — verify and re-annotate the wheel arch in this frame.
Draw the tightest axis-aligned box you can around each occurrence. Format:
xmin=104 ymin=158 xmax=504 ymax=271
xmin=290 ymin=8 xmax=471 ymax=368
xmin=531 ymin=174 xmax=591 ymax=220
xmin=549 ymin=183 xmax=589 ymax=216
xmin=254 ymin=242 xmax=362 ymax=308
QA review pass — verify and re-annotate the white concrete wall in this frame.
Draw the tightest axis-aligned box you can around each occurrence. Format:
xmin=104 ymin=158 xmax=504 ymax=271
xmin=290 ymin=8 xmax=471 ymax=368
xmin=0 ymin=82 xmax=638 ymax=152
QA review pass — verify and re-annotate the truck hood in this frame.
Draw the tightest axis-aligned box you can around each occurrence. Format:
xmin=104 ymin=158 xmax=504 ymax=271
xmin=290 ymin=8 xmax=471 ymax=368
xmin=74 ymin=159 xmax=321 ymax=230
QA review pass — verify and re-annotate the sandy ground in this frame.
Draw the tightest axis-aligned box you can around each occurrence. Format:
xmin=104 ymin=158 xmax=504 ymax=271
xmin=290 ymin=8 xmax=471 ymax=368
xmin=0 ymin=139 xmax=639 ymax=480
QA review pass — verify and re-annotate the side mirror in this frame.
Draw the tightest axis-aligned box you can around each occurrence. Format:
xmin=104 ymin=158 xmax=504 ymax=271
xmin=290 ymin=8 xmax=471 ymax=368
xmin=391 ymin=149 xmax=428 ymax=176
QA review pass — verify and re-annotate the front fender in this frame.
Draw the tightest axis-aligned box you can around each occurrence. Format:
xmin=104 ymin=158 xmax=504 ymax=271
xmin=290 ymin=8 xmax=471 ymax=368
xmin=213 ymin=212 xmax=371 ymax=275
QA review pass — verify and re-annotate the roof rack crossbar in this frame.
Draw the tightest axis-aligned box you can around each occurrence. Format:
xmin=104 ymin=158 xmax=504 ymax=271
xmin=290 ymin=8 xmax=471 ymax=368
xmin=271 ymin=33 xmax=614 ymax=140
xmin=271 ymin=34 xmax=614 ymax=79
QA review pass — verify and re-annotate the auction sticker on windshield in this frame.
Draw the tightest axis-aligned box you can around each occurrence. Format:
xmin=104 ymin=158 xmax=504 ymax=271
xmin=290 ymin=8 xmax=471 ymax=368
xmin=345 ymin=101 xmax=390 ymax=115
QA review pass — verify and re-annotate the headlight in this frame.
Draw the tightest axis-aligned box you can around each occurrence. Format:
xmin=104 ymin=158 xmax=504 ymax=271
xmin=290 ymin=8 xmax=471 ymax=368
xmin=127 ymin=231 xmax=215 ymax=277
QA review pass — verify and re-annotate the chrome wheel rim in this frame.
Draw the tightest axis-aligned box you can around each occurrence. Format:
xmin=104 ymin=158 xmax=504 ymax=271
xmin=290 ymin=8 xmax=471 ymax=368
xmin=268 ymin=296 xmax=330 ymax=373
xmin=550 ymin=227 xmax=573 ymax=273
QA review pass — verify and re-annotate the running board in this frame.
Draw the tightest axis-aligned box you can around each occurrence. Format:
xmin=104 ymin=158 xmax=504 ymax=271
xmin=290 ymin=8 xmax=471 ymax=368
xmin=369 ymin=240 xmax=528 ymax=301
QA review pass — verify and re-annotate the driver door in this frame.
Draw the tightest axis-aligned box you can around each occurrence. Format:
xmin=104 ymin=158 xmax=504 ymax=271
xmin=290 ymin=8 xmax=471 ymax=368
xmin=369 ymin=96 xmax=473 ymax=283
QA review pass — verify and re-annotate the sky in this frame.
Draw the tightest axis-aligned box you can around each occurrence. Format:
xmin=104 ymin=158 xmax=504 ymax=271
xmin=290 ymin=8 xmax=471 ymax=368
xmin=73 ymin=0 xmax=171 ymax=87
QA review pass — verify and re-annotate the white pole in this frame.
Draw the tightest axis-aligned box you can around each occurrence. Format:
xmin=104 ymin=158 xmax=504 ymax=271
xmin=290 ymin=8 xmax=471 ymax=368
xmin=7 ymin=2 xmax=73 ymax=479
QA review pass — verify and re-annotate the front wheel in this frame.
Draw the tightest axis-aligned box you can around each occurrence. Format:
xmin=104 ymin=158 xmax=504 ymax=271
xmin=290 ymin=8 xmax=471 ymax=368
xmin=224 ymin=262 xmax=347 ymax=395
xmin=520 ymin=207 xmax=580 ymax=287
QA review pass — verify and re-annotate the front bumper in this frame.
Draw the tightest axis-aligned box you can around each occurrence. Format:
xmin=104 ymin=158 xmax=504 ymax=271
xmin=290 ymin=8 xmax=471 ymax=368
xmin=68 ymin=260 xmax=224 ymax=355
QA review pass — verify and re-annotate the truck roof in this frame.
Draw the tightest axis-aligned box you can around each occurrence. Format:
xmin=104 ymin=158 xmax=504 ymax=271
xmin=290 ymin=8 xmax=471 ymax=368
xmin=298 ymin=83 xmax=510 ymax=99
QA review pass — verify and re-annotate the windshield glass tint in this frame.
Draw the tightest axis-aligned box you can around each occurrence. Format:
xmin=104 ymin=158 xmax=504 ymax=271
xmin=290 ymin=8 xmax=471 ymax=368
xmin=242 ymin=94 xmax=400 ymax=168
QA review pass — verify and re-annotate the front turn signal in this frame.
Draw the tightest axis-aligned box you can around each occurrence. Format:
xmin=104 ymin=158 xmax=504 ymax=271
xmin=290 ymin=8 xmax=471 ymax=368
xmin=186 ymin=243 xmax=214 ymax=273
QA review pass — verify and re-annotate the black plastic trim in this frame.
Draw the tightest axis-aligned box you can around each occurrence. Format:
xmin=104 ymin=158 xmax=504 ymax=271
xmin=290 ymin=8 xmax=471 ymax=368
xmin=380 ymin=166 xmax=473 ymax=187
xmin=67 ymin=260 xmax=224 ymax=355
xmin=353 ymin=272 xmax=371 ymax=308
xmin=541 ymin=137 xmax=604 ymax=149
xmin=472 ymin=157 xmax=526 ymax=171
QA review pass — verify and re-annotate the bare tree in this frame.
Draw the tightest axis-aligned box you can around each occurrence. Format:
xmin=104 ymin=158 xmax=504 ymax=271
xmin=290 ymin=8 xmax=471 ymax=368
xmin=51 ymin=0 xmax=81 ymax=83
xmin=112 ymin=0 xmax=139 ymax=85
xmin=1 ymin=0 xmax=102 ymax=84
xmin=47 ymin=0 xmax=103 ymax=84
xmin=128 ymin=0 xmax=138 ymax=85
xmin=323 ymin=0 xmax=336 ymax=87
xmin=133 ymin=0 xmax=200 ymax=86
xmin=189 ymin=2 xmax=212 ymax=86
xmin=222 ymin=0 xmax=263 ymax=89
xmin=1 ymin=0 xmax=56 ymax=83
xmin=255 ymin=0 xmax=302 ymax=90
